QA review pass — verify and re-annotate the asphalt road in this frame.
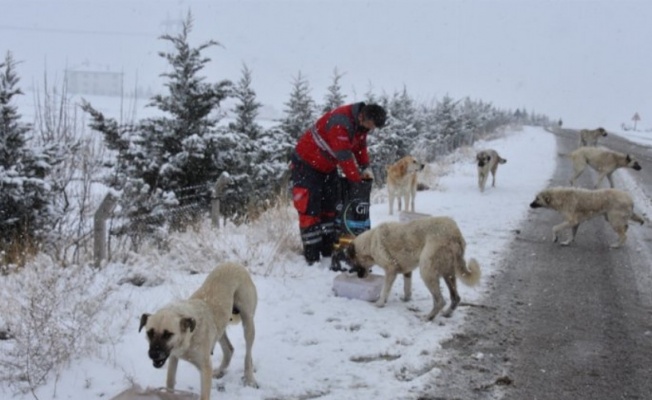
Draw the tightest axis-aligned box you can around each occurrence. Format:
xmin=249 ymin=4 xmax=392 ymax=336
xmin=420 ymin=128 xmax=652 ymax=400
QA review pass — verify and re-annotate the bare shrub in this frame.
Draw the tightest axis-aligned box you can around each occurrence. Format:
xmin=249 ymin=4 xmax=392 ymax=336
xmin=0 ymin=256 xmax=116 ymax=395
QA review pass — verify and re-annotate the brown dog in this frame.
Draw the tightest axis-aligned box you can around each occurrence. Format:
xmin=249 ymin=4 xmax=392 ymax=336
xmin=139 ymin=262 xmax=258 ymax=400
xmin=386 ymin=155 xmax=425 ymax=215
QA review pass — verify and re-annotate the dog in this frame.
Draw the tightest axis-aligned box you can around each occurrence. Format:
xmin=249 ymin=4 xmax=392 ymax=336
xmin=476 ymin=149 xmax=507 ymax=192
xmin=579 ymin=127 xmax=607 ymax=147
xmin=566 ymin=146 xmax=641 ymax=188
xmin=529 ymin=187 xmax=644 ymax=248
xmin=386 ymin=155 xmax=425 ymax=215
xmin=340 ymin=216 xmax=481 ymax=320
xmin=139 ymin=262 xmax=258 ymax=400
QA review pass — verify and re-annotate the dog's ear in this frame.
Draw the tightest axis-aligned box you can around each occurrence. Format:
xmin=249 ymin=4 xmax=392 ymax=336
xmin=180 ymin=317 xmax=196 ymax=333
xmin=139 ymin=313 xmax=150 ymax=333
xmin=543 ymin=194 xmax=551 ymax=205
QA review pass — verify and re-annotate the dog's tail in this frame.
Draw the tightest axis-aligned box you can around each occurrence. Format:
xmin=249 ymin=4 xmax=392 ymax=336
xmin=498 ymin=157 xmax=507 ymax=164
xmin=457 ymin=258 xmax=481 ymax=287
xmin=630 ymin=212 xmax=645 ymax=225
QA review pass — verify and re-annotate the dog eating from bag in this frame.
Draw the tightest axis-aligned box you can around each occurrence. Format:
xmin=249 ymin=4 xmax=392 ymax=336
xmin=335 ymin=216 xmax=481 ymax=320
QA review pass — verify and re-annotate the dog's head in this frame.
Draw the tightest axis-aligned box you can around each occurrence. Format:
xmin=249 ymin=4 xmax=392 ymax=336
xmin=529 ymin=190 xmax=552 ymax=209
xmin=389 ymin=155 xmax=425 ymax=176
xmin=337 ymin=241 xmax=374 ymax=278
xmin=597 ymin=127 xmax=608 ymax=137
xmin=476 ymin=151 xmax=491 ymax=168
xmin=626 ymin=154 xmax=642 ymax=171
xmin=139 ymin=309 xmax=196 ymax=369
xmin=405 ymin=156 xmax=425 ymax=173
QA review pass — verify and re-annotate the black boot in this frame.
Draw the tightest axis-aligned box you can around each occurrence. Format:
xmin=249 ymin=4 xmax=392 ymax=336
xmin=300 ymin=225 xmax=322 ymax=265
xmin=320 ymin=220 xmax=336 ymax=258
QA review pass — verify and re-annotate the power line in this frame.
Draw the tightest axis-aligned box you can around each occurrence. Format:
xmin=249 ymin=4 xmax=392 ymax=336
xmin=0 ymin=24 xmax=155 ymax=37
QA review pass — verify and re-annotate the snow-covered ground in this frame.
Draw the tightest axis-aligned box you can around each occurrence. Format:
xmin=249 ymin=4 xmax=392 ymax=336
xmin=1 ymin=125 xmax=561 ymax=400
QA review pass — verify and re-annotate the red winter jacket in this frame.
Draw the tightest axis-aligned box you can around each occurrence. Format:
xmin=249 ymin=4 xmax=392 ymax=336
xmin=294 ymin=103 xmax=370 ymax=182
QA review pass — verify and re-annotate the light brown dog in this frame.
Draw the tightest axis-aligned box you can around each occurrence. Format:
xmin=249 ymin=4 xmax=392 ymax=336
xmin=529 ymin=187 xmax=644 ymax=248
xmin=476 ymin=149 xmax=507 ymax=192
xmin=139 ymin=262 xmax=258 ymax=400
xmin=579 ymin=127 xmax=607 ymax=147
xmin=340 ymin=216 xmax=481 ymax=320
xmin=386 ymin=155 xmax=425 ymax=215
xmin=567 ymin=146 xmax=642 ymax=188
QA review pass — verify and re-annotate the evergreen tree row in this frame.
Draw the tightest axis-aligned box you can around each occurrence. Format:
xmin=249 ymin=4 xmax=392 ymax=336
xmin=1 ymin=13 xmax=550 ymax=253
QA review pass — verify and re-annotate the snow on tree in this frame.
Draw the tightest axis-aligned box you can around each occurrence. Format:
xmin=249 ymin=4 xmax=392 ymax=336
xmin=321 ymin=68 xmax=347 ymax=113
xmin=228 ymin=65 xmax=292 ymax=214
xmin=0 ymin=51 xmax=60 ymax=259
xmin=280 ymin=71 xmax=316 ymax=140
xmin=82 ymin=12 xmax=232 ymax=244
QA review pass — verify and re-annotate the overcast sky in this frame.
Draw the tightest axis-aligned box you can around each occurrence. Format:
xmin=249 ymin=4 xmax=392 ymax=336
xmin=3 ymin=0 xmax=651 ymax=130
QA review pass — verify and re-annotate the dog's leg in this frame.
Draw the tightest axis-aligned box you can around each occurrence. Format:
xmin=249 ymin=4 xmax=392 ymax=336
xmin=409 ymin=185 xmax=416 ymax=212
xmin=570 ymin=166 xmax=585 ymax=186
xmin=422 ymin=277 xmax=445 ymax=321
xmin=166 ymin=355 xmax=179 ymax=391
xmin=552 ymin=221 xmax=574 ymax=245
xmin=376 ymin=271 xmax=398 ymax=307
xmin=557 ymin=222 xmax=579 ymax=246
xmin=595 ymin=172 xmax=608 ymax=188
xmin=401 ymin=271 xmax=412 ymax=302
xmin=609 ymin=223 xmax=628 ymax=248
xmin=441 ymin=274 xmax=460 ymax=318
xmin=199 ymin=357 xmax=213 ymax=400
xmin=388 ymin=190 xmax=394 ymax=215
xmin=478 ymin=171 xmax=485 ymax=192
xmin=213 ymin=333 xmax=234 ymax=379
xmin=241 ymin=314 xmax=259 ymax=388
xmin=606 ymin=173 xmax=615 ymax=188
xmin=490 ymin=165 xmax=498 ymax=187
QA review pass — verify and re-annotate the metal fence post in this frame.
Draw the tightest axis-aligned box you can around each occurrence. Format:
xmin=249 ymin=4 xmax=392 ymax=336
xmin=94 ymin=193 xmax=117 ymax=268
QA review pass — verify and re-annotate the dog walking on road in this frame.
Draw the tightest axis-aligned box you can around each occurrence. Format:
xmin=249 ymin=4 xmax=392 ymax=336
xmin=530 ymin=187 xmax=644 ymax=248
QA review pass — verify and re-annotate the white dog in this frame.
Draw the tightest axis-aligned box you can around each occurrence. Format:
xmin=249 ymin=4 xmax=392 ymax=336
xmin=530 ymin=187 xmax=644 ymax=248
xmin=567 ymin=147 xmax=642 ymax=188
xmin=340 ymin=216 xmax=481 ymax=320
xmin=140 ymin=262 xmax=258 ymax=400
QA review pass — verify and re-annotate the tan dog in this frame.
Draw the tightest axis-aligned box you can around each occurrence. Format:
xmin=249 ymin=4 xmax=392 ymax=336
xmin=529 ymin=187 xmax=644 ymax=248
xmin=476 ymin=149 xmax=507 ymax=192
xmin=386 ymin=155 xmax=425 ymax=215
xmin=579 ymin=127 xmax=607 ymax=147
xmin=567 ymin=146 xmax=642 ymax=188
xmin=139 ymin=262 xmax=258 ymax=400
xmin=340 ymin=216 xmax=481 ymax=320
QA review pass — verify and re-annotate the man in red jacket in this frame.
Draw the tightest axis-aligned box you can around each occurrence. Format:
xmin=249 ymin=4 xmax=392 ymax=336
xmin=291 ymin=102 xmax=387 ymax=265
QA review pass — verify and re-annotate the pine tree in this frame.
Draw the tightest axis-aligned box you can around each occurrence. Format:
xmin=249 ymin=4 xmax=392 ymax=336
xmin=83 ymin=12 xmax=232 ymax=242
xmin=280 ymin=71 xmax=315 ymax=140
xmin=230 ymin=63 xmax=262 ymax=141
xmin=0 ymin=51 xmax=58 ymax=254
xmin=321 ymin=68 xmax=346 ymax=113
xmin=229 ymin=65 xmax=290 ymax=212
